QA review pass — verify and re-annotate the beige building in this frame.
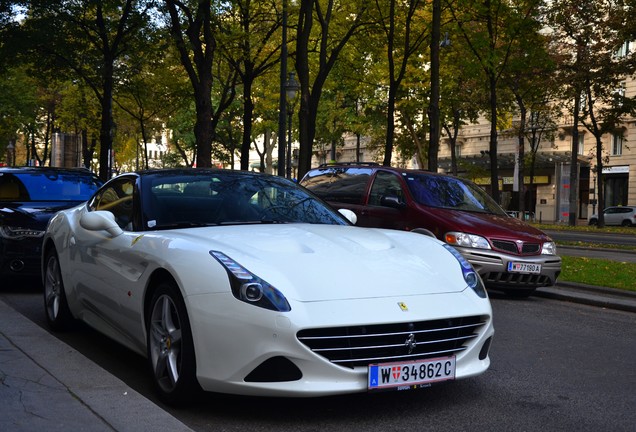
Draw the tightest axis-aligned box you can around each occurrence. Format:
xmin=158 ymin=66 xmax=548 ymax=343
xmin=435 ymin=78 xmax=636 ymax=223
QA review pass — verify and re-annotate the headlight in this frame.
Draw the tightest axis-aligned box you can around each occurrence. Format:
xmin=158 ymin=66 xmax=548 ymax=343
xmin=445 ymin=232 xmax=491 ymax=249
xmin=442 ymin=244 xmax=487 ymax=298
xmin=210 ymin=251 xmax=291 ymax=312
xmin=0 ymin=226 xmax=45 ymax=240
xmin=541 ymin=241 xmax=557 ymax=255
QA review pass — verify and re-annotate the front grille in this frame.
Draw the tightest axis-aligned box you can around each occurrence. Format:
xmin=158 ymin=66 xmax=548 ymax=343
xmin=521 ymin=243 xmax=540 ymax=254
xmin=297 ymin=315 xmax=487 ymax=369
xmin=491 ymin=240 xmax=541 ymax=255
xmin=492 ymin=240 xmax=517 ymax=254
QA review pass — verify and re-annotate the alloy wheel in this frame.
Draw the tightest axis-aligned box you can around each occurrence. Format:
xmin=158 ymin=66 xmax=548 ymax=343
xmin=149 ymin=294 xmax=183 ymax=393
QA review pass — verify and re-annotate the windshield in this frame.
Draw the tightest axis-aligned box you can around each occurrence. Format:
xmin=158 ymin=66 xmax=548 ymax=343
xmin=0 ymin=171 xmax=102 ymax=202
xmin=142 ymin=171 xmax=349 ymax=229
xmin=404 ymin=172 xmax=507 ymax=215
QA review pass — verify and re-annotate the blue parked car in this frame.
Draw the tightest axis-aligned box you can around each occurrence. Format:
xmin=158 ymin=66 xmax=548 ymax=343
xmin=0 ymin=166 xmax=102 ymax=280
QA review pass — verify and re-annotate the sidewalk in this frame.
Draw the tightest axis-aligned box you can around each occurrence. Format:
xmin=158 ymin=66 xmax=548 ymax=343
xmin=1 ymin=283 xmax=634 ymax=432
xmin=0 ymin=299 xmax=193 ymax=432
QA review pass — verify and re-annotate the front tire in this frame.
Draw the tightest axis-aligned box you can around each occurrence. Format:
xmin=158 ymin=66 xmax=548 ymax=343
xmin=147 ymin=281 xmax=201 ymax=406
xmin=43 ymin=248 xmax=74 ymax=331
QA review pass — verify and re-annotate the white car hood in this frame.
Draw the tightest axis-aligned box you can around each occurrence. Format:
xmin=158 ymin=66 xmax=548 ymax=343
xmin=175 ymin=224 xmax=467 ymax=302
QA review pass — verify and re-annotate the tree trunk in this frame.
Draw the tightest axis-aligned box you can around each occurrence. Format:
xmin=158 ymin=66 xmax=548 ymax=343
xmin=193 ymin=79 xmax=213 ymax=168
xmin=515 ymin=94 xmax=526 ymax=214
xmin=241 ymin=75 xmax=255 ymax=171
xmin=427 ymin=0 xmax=441 ymax=172
xmin=383 ymin=86 xmax=397 ymax=166
xmin=99 ymin=68 xmax=114 ymax=180
xmin=295 ymin=0 xmax=312 ymax=179
xmin=568 ymin=94 xmax=580 ymax=226
xmin=165 ymin=0 xmax=215 ymax=169
xmin=488 ymin=72 xmax=499 ymax=204
xmin=595 ymin=136 xmax=605 ymax=228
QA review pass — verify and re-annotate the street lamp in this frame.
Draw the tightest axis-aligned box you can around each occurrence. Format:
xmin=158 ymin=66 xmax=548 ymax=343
xmin=285 ymin=72 xmax=300 ymax=179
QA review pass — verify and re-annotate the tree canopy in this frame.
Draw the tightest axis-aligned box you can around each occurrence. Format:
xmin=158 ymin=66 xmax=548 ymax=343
xmin=0 ymin=0 xmax=634 ymax=214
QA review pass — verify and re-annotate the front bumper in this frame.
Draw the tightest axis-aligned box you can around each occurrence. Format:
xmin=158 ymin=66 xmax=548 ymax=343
xmin=457 ymin=247 xmax=561 ymax=290
xmin=0 ymin=237 xmax=43 ymax=278
xmin=185 ymin=288 xmax=494 ymax=397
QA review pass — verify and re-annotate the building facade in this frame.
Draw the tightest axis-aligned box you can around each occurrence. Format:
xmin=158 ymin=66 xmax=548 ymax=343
xmin=434 ymin=83 xmax=636 ymax=224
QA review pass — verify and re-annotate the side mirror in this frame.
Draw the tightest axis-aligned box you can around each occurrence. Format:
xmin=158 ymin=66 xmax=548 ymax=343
xmin=338 ymin=209 xmax=358 ymax=225
xmin=80 ymin=210 xmax=123 ymax=237
xmin=380 ymin=195 xmax=405 ymax=209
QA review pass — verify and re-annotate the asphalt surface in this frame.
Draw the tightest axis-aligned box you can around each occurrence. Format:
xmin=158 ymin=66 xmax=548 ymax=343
xmin=1 ymin=281 xmax=635 ymax=431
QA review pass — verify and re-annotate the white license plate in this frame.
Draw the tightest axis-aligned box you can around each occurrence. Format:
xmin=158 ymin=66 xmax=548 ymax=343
xmin=368 ymin=356 xmax=456 ymax=391
xmin=507 ymin=262 xmax=542 ymax=274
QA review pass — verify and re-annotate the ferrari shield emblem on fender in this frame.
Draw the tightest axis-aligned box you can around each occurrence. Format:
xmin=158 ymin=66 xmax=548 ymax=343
xmin=398 ymin=302 xmax=408 ymax=312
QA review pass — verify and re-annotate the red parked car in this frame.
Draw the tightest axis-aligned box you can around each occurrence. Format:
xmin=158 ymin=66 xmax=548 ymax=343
xmin=301 ymin=163 xmax=561 ymax=297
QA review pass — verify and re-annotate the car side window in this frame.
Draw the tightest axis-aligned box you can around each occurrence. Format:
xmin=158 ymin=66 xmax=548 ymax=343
xmin=368 ymin=171 xmax=404 ymax=206
xmin=89 ymin=178 xmax=136 ymax=230
xmin=302 ymin=168 xmax=372 ymax=205
xmin=0 ymin=174 xmax=28 ymax=200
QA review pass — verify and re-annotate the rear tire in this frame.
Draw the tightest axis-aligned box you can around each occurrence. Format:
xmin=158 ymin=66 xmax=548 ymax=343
xmin=43 ymin=248 xmax=75 ymax=331
xmin=621 ymin=220 xmax=632 ymax=227
xmin=147 ymin=281 xmax=201 ymax=406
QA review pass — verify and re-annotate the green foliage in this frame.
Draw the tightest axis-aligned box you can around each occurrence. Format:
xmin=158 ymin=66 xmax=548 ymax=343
xmin=0 ymin=0 xmax=631 ymax=179
xmin=165 ymin=100 xmax=197 ymax=167
xmin=560 ymin=255 xmax=636 ymax=291
xmin=0 ymin=66 xmax=37 ymax=146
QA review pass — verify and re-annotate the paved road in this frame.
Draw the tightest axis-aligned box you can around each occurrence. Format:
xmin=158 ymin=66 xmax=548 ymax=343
xmin=545 ymin=229 xmax=636 ymax=246
xmin=558 ymin=245 xmax=636 ymax=262
xmin=2 ymin=284 xmax=635 ymax=432
xmin=542 ymin=229 xmax=636 ymax=261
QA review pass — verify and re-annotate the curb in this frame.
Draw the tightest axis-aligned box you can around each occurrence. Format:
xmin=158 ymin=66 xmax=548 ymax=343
xmin=535 ymin=282 xmax=636 ymax=313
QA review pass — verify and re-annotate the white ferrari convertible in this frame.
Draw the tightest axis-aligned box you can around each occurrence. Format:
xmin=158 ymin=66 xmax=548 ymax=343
xmin=42 ymin=168 xmax=494 ymax=405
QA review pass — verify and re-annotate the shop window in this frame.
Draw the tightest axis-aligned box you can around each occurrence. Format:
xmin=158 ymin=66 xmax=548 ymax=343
xmin=604 ymin=175 xmax=628 ymax=206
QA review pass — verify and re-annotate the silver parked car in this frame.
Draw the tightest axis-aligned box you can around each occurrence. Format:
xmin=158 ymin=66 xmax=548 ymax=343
xmin=589 ymin=206 xmax=636 ymax=226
